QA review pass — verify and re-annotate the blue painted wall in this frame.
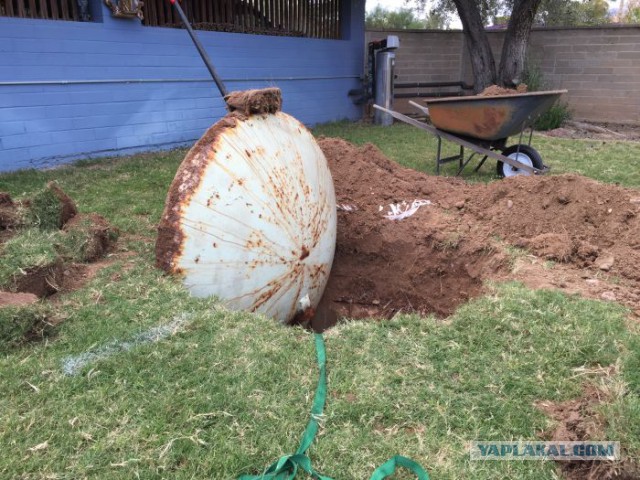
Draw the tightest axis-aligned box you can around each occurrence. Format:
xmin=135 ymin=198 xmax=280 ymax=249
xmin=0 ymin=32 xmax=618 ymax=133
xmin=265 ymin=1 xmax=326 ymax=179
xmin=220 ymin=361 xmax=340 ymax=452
xmin=0 ymin=0 xmax=365 ymax=172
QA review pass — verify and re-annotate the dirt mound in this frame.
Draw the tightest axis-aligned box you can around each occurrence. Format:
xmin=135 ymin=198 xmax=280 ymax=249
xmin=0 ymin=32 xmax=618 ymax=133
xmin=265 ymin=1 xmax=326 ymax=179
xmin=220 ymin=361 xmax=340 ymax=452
xmin=313 ymin=138 xmax=640 ymax=330
xmin=542 ymin=121 xmax=640 ymax=142
xmin=466 ymin=175 xmax=640 ymax=281
xmin=479 ymin=84 xmax=528 ymax=96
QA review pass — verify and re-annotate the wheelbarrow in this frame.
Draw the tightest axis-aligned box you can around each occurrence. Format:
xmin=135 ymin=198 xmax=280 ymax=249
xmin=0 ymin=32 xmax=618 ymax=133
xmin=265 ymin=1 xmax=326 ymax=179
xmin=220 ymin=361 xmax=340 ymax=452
xmin=374 ymin=89 xmax=567 ymax=177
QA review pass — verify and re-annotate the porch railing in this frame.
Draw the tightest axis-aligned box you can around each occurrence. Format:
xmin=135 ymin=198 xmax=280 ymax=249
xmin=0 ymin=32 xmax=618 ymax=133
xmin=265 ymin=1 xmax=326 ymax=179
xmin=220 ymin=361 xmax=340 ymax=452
xmin=0 ymin=0 xmax=90 ymax=21
xmin=143 ymin=0 xmax=342 ymax=39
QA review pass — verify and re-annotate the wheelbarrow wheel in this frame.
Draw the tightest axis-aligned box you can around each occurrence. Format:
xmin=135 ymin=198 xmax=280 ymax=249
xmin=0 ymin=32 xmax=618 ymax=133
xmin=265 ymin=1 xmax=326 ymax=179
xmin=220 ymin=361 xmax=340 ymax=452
xmin=497 ymin=144 xmax=544 ymax=178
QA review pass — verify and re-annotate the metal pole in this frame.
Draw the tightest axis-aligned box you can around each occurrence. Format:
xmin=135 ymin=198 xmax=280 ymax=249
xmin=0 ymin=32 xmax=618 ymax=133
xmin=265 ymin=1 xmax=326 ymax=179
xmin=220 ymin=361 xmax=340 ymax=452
xmin=169 ymin=0 xmax=228 ymax=98
xmin=436 ymin=137 xmax=442 ymax=175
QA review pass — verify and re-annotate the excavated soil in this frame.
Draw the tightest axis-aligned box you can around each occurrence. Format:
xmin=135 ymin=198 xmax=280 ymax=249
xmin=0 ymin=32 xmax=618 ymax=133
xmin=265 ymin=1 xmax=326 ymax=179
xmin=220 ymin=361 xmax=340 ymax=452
xmin=312 ymin=138 xmax=640 ymax=330
xmin=12 ymin=261 xmax=66 ymax=298
xmin=225 ymin=88 xmax=282 ymax=115
xmin=479 ymin=84 xmax=528 ymax=96
xmin=542 ymin=121 xmax=640 ymax=142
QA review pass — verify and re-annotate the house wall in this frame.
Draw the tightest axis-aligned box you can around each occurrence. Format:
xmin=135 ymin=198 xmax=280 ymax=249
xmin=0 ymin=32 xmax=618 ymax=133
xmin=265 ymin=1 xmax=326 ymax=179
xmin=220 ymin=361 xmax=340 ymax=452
xmin=366 ymin=25 xmax=640 ymax=125
xmin=0 ymin=0 xmax=366 ymax=172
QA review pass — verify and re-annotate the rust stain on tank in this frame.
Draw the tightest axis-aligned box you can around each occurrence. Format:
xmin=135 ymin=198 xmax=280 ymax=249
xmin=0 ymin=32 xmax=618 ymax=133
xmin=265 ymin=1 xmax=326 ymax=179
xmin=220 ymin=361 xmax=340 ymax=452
xmin=245 ymin=233 xmax=265 ymax=249
xmin=155 ymin=114 xmax=241 ymax=273
xmin=251 ymin=278 xmax=282 ymax=310
xmin=309 ymin=264 xmax=326 ymax=280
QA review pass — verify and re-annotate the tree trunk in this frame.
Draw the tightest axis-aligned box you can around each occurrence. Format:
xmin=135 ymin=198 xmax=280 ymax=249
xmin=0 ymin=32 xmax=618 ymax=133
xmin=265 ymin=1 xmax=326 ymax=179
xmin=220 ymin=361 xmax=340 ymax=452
xmin=498 ymin=0 xmax=542 ymax=87
xmin=453 ymin=0 xmax=496 ymax=93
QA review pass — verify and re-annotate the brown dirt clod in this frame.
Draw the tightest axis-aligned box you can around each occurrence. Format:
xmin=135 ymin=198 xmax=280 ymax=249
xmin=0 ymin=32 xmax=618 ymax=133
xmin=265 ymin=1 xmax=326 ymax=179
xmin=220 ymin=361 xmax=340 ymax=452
xmin=225 ymin=88 xmax=282 ymax=115
xmin=479 ymin=84 xmax=528 ymax=96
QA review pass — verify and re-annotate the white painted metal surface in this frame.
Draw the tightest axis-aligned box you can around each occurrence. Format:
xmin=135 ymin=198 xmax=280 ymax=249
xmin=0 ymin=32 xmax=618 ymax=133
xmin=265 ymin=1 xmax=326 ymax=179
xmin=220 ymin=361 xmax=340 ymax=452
xmin=163 ymin=112 xmax=337 ymax=323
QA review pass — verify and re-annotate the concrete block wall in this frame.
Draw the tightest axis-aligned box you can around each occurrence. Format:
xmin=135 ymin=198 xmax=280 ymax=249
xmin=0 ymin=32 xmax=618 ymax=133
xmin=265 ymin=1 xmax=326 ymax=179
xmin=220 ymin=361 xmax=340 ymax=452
xmin=528 ymin=27 xmax=640 ymax=124
xmin=367 ymin=25 xmax=640 ymax=125
xmin=0 ymin=0 xmax=366 ymax=172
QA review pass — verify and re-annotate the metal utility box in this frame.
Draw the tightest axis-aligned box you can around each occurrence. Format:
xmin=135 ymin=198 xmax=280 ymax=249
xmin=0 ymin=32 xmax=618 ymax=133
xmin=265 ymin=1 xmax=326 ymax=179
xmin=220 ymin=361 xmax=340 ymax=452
xmin=373 ymin=35 xmax=399 ymax=126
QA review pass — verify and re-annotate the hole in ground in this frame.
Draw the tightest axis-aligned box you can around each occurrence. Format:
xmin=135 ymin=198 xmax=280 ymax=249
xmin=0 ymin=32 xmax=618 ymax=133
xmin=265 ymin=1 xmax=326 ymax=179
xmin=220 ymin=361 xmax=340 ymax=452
xmin=309 ymin=227 xmax=505 ymax=332
xmin=302 ymin=137 xmax=640 ymax=332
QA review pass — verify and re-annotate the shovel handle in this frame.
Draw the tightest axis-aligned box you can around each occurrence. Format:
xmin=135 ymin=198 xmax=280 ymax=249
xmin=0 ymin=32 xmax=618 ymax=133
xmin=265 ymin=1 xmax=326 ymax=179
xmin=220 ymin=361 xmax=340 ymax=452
xmin=169 ymin=0 xmax=228 ymax=98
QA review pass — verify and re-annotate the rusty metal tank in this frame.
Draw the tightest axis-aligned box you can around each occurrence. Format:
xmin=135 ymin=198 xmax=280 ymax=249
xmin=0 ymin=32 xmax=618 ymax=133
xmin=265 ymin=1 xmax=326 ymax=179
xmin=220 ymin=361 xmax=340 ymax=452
xmin=156 ymin=107 xmax=337 ymax=323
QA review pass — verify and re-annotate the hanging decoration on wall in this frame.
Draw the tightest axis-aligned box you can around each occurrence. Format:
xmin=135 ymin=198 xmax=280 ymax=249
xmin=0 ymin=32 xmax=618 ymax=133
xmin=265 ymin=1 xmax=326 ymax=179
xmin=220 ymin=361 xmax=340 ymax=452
xmin=77 ymin=0 xmax=91 ymax=21
xmin=104 ymin=0 xmax=144 ymax=20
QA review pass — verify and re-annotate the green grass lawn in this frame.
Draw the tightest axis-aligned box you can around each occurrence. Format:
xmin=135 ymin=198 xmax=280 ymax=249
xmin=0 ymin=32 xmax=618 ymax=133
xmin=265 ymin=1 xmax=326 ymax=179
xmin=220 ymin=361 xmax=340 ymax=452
xmin=1 ymin=124 xmax=639 ymax=479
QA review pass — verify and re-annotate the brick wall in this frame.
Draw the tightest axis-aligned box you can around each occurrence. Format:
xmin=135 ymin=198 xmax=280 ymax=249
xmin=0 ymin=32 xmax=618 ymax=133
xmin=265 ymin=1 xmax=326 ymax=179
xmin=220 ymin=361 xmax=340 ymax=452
xmin=366 ymin=25 xmax=640 ymax=125
xmin=0 ymin=0 xmax=366 ymax=172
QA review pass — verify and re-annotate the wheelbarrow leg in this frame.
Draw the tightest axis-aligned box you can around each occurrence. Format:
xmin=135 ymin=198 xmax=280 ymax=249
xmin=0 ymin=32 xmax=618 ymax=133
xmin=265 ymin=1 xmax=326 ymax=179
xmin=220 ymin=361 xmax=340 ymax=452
xmin=456 ymin=152 xmax=478 ymax=177
xmin=436 ymin=137 xmax=466 ymax=175
xmin=473 ymin=155 xmax=488 ymax=173
xmin=436 ymin=136 xmax=442 ymax=175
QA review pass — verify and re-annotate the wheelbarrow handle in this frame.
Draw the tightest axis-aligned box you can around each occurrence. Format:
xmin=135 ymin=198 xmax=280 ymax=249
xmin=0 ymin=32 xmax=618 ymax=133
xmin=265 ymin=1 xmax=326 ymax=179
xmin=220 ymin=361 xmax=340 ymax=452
xmin=169 ymin=0 xmax=228 ymax=98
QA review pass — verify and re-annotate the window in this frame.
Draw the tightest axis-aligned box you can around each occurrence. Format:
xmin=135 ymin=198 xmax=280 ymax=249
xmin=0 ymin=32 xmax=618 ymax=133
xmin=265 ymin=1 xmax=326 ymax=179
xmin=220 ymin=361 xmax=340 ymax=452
xmin=0 ymin=0 xmax=91 ymax=21
xmin=143 ymin=0 xmax=342 ymax=39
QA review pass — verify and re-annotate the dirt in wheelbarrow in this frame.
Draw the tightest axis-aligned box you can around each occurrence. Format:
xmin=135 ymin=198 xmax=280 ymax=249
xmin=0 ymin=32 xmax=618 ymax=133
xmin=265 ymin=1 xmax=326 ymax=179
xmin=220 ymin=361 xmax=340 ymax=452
xmin=312 ymin=137 xmax=640 ymax=330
